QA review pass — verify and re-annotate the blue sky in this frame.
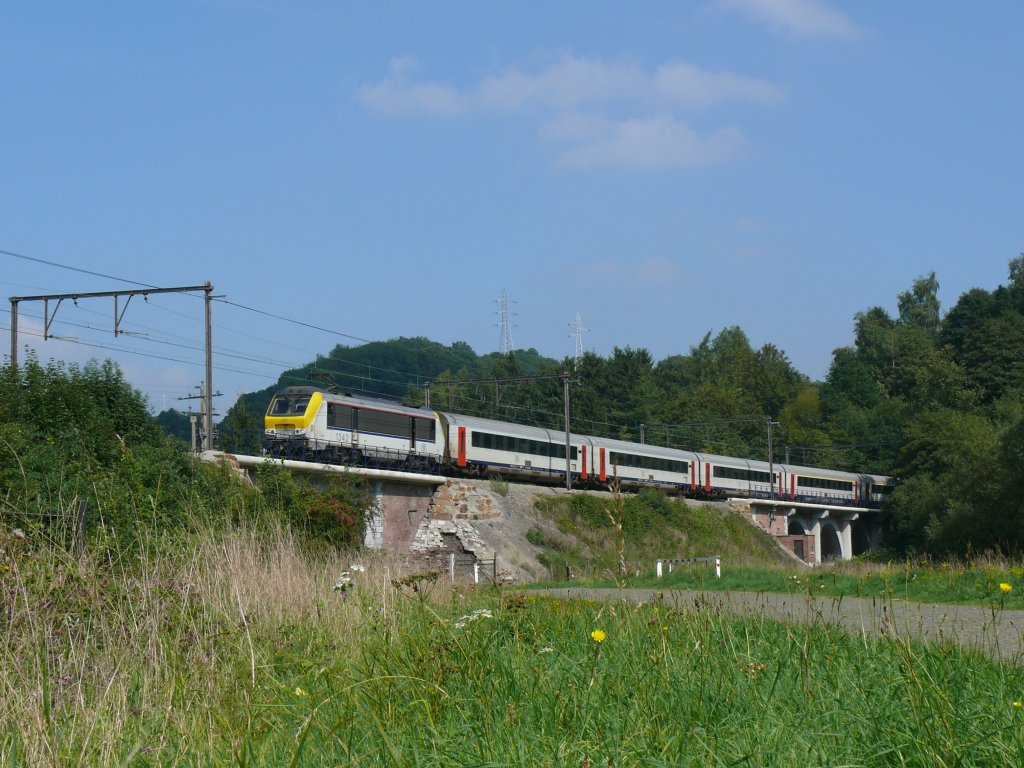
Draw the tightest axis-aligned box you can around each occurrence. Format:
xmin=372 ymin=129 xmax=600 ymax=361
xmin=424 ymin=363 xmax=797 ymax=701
xmin=2 ymin=1 xmax=1022 ymax=413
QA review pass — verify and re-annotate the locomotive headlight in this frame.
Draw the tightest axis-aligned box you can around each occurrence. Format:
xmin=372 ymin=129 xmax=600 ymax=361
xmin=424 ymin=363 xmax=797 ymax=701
xmin=265 ymin=428 xmax=276 ymax=435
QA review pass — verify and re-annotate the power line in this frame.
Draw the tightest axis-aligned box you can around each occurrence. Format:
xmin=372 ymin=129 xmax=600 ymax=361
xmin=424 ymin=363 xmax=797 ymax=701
xmin=15 ymin=308 xmax=303 ymax=369
xmin=1 ymin=248 xmax=157 ymax=289
xmin=213 ymin=298 xmax=372 ymax=344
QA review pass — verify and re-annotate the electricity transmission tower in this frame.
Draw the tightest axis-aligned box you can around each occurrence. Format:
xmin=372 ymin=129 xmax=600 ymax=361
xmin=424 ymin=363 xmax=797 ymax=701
xmin=494 ymin=289 xmax=517 ymax=355
xmin=569 ymin=312 xmax=588 ymax=365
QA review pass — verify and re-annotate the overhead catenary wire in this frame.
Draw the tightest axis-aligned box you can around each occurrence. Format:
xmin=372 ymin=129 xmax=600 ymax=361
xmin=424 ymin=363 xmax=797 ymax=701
xmin=2 ymin=246 xmax=895 ymax=469
xmin=12 ymin=309 xmax=306 ymax=371
xmin=1 ymin=248 xmax=158 ymax=289
xmin=3 ymin=247 xmax=425 ymax=388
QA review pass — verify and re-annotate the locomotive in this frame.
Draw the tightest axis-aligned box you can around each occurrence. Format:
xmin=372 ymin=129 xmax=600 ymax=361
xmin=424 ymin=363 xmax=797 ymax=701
xmin=263 ymin=386 xmax=894 ymax=507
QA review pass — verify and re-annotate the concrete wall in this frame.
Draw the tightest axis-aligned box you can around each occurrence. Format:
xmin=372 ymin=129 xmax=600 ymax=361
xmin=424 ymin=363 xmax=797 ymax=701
xmin=362 ymin=481 xmax=435 ymax=552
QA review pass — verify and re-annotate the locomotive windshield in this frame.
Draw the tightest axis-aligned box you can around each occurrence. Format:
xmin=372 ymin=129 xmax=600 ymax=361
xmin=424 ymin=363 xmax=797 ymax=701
xmin=268 ymin=395 xmax=311 ymax=416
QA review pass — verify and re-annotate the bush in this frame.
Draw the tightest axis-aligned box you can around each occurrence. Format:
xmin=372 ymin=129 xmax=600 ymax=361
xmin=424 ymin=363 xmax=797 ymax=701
xmin=0 ymin=359 xmax=372 ymax=549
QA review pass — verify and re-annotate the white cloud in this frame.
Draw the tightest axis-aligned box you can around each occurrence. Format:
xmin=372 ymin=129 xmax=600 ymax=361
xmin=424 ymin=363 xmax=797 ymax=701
xmin=359 ymin=54 xmax=781 ymax=116
xmin=356 ymin=57 xmax=464 ymax=116
xmin=551 ymin=116 xmax=746 ymax=170
xmin=714 ymin=0 xmax=862 ymax=40
xmin=357 ymin=53 xmax=779 ymax=170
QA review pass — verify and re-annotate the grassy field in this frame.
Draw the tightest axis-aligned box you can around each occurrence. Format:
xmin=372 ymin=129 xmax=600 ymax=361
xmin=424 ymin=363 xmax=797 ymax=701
xmin=5 ymin=523 xmax=1024 ymax=767
xmin=542 ymin=557 xmax=1024 ymax=610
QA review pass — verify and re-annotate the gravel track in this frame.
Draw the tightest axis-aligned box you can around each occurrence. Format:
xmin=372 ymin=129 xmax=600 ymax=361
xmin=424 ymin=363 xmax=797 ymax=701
xmin=533 ymin=587 xmax=1024 ymax=663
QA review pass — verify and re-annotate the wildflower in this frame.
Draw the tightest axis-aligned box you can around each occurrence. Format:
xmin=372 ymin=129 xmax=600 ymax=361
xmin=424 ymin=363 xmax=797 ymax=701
xmin=590 ymin=629 xmax=606 ymax=644
xmin=454 ymin=609 xmax=493 ymax=629
xmin=294 ymin=687 xmax=309 ymax=698
xmin=351 ymin=564 xmax=366 ymax=573
xmin=1000 ymin=583 xmax=1013 ymax=594
xmin=1014 ymin=701 xmax=1022 ymax=709
xmin=334 ymin=572 xmax=353 ymax=592
xmin=539 ymin=647 xmax=555 ymax=654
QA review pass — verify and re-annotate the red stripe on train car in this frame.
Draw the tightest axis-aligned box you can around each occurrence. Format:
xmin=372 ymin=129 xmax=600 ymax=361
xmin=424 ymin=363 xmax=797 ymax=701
xmin=691 ymin=460 xmax=697 ymax=491
xmin=581 ymin=445 xmax=588 ymax=481
xmin=790 ymin=474 xmax=796 ymax=500
xmin=705 ymin=464 xmax=711 ymax=493
xmin=457 ymin=426 xmax=467 ymax=467
xmin=599 ymin=448 xmax=606 ymax=482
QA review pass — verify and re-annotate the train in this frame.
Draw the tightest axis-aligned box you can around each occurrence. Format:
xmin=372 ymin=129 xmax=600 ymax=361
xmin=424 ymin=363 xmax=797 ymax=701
xmin=262 ymin=386 xmax=895 ymax=507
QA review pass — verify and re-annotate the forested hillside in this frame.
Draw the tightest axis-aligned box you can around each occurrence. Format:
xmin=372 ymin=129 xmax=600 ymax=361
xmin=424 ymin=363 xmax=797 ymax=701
xmin=213 ymin=257 xmax=1024 ymax=555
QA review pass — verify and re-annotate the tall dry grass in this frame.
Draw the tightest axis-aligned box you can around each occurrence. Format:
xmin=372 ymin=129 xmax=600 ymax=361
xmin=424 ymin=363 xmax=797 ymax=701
xmin=0 ymin=521 xmax=446 ymax=766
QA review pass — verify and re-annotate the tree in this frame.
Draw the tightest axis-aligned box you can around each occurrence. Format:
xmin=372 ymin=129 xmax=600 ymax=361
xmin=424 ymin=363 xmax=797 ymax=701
xmin=897 ymin=272 xmax=942 ymax=340
xmin=156 ymin=409 xmax=193 ymax=443
xmin=219 ymin=398 xmax=262 ymax=455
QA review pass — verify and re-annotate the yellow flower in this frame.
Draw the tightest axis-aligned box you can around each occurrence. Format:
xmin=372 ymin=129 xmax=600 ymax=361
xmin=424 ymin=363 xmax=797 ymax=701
xmin=294 ymin=687 xmax=309 ymax=698
xmin=1014 ymin=701 xmax=1022 ymax=709
xmin=1000 ymin=583 xmax=1013 ymax=594
xmin=590 ymin=629 xmax=606 ymax=644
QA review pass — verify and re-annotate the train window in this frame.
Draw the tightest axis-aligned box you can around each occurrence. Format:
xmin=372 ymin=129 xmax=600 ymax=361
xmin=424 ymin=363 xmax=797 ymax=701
xmin=269 ymin=396 xmax=310 ymax=416
xmin=611 ymin=452 xmax=686 ymax=474
xmin=714 ymin=465 xmax=748 ymax=481
xmin=469 ymin=430 xmax=577 ymax=462
xmin=871 ymin=484 xmax=894 ymax=495
xmin=358 ymin=409 xmax=410 ymax=438
xmin=797 ymin=476 xmax=853 ymax=492
xmin=328 ymin=404 xmax=355 ymax=430
xmin=414 ymin=417 xmax=436 ymax=442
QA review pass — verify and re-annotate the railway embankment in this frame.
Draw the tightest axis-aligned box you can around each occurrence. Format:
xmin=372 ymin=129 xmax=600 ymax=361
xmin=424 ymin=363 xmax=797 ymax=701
xmin=409 ymin=479 xmax=790 ymax=583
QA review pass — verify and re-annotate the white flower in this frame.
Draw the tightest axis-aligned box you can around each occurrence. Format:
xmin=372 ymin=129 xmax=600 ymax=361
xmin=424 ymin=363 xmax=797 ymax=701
xmin=454 ymin=609 xmax=493 ymax=629
xmin=351 ymin=564 xmax=366 ymax=573
xmin=539 ymin=647 xmax=555 ymax=654
xmin=333 ymin=572 xmax=353 ymax=592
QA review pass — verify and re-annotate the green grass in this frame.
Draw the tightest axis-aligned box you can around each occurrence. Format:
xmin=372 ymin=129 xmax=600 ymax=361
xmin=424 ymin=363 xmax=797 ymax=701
xmin=530 ymin=490 xmax=789 ymax=579
xmin=538 ymin=560 xmax=1024 ymax=610
xmin=6 ymin=523 xmax=1024 ymax=766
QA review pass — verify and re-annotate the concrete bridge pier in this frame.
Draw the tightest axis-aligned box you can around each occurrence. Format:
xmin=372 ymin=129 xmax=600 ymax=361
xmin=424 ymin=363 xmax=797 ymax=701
xmin=746 ymin=498 xmax=878 ymax=565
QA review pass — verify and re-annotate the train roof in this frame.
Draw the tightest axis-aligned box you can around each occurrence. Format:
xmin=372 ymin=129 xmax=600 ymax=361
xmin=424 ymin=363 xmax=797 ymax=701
xmin=440 ymin=411 xmax=592 ymax=444
xmin=588 ymin=435 xmax=700 ymax=461
xmin=272 ymin=388 xmax=436 ymax=418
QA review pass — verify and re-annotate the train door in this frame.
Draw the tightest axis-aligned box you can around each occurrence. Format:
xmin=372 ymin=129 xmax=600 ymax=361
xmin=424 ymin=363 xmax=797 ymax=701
xmin=580 ymin=439 xmax=592 ymax=482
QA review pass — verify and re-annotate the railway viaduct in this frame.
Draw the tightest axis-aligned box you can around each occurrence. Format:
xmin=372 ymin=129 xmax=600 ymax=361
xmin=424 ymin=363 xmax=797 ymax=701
xmin=204 ymin=452 xmax=882 ymax=567
xmin=736 ymin=498 xmax=883 ymax=563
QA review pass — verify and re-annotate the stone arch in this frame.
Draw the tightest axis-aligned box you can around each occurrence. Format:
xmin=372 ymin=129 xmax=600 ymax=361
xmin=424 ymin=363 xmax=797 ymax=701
xmin=788 ymin=518 xmax=808 ymax=536
xmin=820 ymin=523 xmax=843 ymax=561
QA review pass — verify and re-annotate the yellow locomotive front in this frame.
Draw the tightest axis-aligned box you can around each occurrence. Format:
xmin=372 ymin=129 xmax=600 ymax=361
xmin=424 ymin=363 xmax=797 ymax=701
xmin=263 ymin=386 xmax=324 ymax=456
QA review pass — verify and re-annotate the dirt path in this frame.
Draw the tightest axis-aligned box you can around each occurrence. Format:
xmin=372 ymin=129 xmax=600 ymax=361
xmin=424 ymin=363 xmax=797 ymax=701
xmin=533 ymin=587 xmax=1024 ymax=663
